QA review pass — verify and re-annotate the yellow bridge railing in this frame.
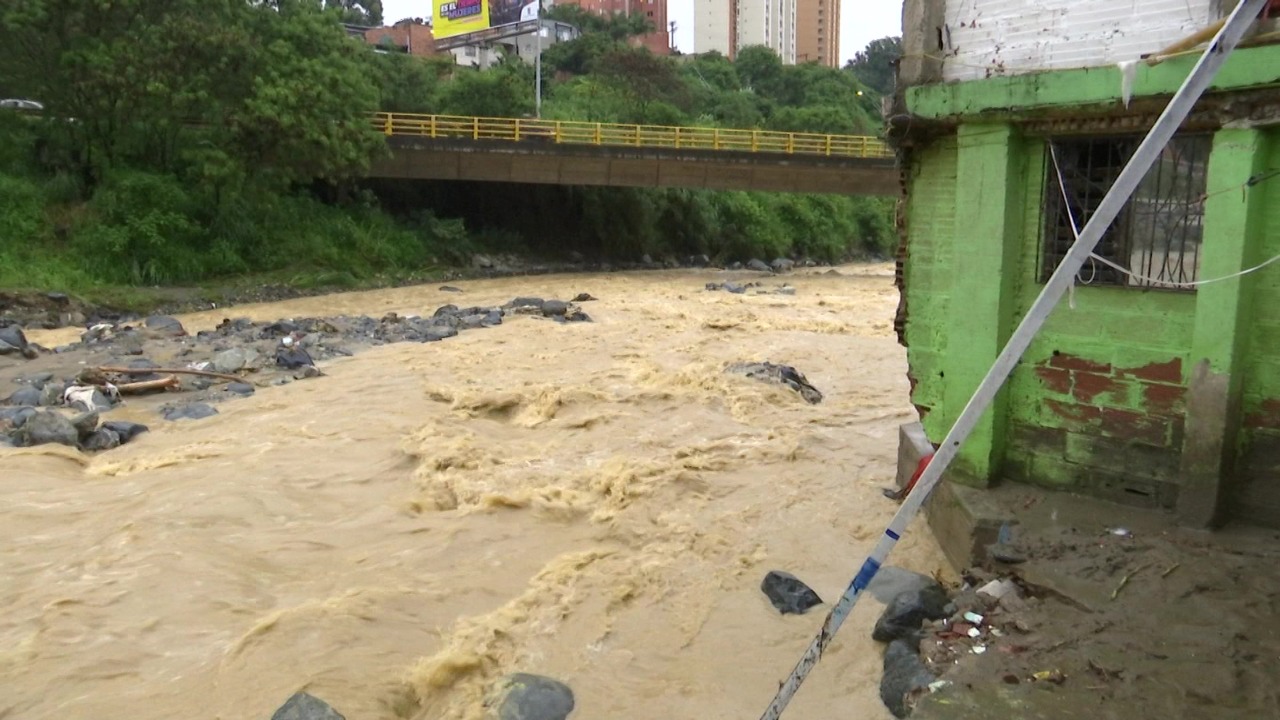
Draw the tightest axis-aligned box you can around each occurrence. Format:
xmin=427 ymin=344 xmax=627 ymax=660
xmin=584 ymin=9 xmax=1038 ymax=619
xmin=372 ymin=112 xmax=894 ymax=160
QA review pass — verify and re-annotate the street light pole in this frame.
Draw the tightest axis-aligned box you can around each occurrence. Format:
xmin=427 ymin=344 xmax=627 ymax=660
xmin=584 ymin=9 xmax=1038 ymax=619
xmin=535 ymin=2 xmax=543 ymax=118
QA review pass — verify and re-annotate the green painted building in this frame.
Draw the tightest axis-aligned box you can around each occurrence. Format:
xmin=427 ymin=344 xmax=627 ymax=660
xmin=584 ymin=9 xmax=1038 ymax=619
xmin=891 ymin=0 xmax=1280 ymax=529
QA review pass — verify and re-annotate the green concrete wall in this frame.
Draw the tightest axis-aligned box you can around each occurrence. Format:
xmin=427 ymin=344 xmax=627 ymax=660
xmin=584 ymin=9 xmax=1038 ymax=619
xmin=901 ymin=136 xmax=957 ymax=441
xmin=1003 ymin=142 xmax=1196 ymax=506
xmin=906 ymin=45 xmax=1280 ymax=121
xmin=899 ymin=50 xmax=1280 ymax=521
xmin=1237 ymin=130 xmax=1280 ymax=523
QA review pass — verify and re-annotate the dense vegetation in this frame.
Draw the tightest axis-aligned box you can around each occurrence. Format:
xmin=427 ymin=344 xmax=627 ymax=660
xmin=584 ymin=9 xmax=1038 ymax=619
xmin=0 ymin=0 xmax=899 ymax=296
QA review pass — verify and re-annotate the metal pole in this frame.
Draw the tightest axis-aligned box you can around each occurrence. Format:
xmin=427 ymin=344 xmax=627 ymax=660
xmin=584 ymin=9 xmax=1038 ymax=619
xmin=757 ymin=1 xmax=1267 ymax=718
xmin=535 ymin=3 xmax=543 ymax=119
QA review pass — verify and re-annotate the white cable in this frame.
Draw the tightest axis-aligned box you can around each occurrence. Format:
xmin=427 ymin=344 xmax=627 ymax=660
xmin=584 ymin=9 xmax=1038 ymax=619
xmin=1049 ymin=141 xmax=1280 ymax=290
xmin=1086 ymin=250 xmax=1280 ymax=288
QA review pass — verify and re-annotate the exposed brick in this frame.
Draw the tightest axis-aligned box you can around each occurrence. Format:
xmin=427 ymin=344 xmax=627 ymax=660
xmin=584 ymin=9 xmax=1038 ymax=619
xmin=1049 ymin=352 xmax=1112 ymax=374
xmin=1100 ymin=408 xmax=1170 ymax=446
xmin=1071 ymin=371 xmax=1124 ymax=404
xmin=1034 ymin=366 xmax=1072 ymax=394
xmin=1169 ymin=416 xmax=1186 ymax=449
xmin=1010 ymin=424 xmax=1067 ymax=456
xmin=1063 ymin=432 xmax=1181 ymax=482
xmin=1232 ymin=430 xmax=1280 ymax=528
xmin=1117 ymin=357 xmax=1183 ymax=384
xmin=1142 ymin=382 xmax=1187 ymax=415
xmin=1081 ymin=470 xmax=1177 ymax=510
xmin=1244 ymin=398 xmax=1280 ymax=429
xmin=1025 ymin=454 xmax=1081 ymax=488
xmin=1045 ymin=399 xmax=1102 ymax=425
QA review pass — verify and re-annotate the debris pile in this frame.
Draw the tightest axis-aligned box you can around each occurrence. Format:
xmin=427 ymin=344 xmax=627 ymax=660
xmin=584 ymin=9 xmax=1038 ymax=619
xmin=725 ymin=362 xmax=823 ymax=404
xmin=705 ymin=281 xmax=797 ymax=296
xmin=2 ymin=295 xmax=597 ymax=453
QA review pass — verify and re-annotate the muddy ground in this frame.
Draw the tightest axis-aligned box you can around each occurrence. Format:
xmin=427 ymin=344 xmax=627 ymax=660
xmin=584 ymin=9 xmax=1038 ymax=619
xmin=910 ymin=485 xmax=1280 ymax=720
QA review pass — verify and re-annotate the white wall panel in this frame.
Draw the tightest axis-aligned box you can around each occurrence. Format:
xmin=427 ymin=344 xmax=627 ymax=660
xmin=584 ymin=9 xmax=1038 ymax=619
xmin=941 ymin=0 xmax=1221 ymax=81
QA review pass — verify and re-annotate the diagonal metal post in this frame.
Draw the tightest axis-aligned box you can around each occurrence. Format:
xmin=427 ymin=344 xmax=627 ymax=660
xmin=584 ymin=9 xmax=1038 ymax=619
xmin=758 ymin=1 xmax=1268 ymax=718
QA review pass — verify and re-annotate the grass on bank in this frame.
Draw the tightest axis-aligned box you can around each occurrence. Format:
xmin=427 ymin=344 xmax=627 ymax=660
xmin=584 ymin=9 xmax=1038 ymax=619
xmin=0 ymin=168 xmax=896 ymax=315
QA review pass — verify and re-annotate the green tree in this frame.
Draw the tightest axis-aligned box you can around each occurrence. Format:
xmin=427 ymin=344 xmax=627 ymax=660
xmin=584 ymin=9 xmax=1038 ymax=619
xmin=228 ymin=0 xmax=385 ymax=186
xmin=845 ymin=36 xmax=902 ymax=97
xmin=325 ymin=0 xmax=384 ymax=25
xmin=590 ymin=47 xmax=689 ymax=123
xmin=373 ymin=52 xmax=452 ymax=113
xmin=438 ymin=63 xmax=536 ymax=117
xmin=0 ymin=0 xmax=384 ymax=187
xmin=734 ymin=45 xmax=785 ymax=98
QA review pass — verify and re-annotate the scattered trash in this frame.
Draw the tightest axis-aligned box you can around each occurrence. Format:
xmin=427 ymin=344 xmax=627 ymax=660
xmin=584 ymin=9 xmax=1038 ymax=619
xmin=1108 ymin=527 xmax=1132 ymax=538
xmin=966 ymin=627 xmax=981 ymax=638
xmin=760 ymin=570 xmax=823 ymax=615
xmin=1110 ymin=563 xmax=1150 ymax=601
xmin=971 ymin=645 xmax=987 ymax=655
xmin=987 ymin=523 xmax=1026 ymax=563
xmin=962 ymin=611 xmax=985 ymax=625
xmin=927 ymin=680 xmax=951 ymax=693
xmin=1030 ymin=669 xmax=1067 ymax=685
xmin=873 ymin=583 xmax=953 ymax=643
xmin=976 ymin=578 xmax=1018 ymax=601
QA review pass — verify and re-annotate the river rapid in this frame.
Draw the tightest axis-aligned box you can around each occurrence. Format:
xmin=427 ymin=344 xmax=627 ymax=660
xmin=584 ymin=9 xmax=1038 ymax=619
xmin=2 ymin=265 xmax=949 ymax=719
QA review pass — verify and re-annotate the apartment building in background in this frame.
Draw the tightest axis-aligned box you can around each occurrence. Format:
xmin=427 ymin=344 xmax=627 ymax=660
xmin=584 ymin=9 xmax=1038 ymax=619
xmin=796 ymin=0 xmax=839 ymax=66
xmin=560 ymin=0 xmax=672 ymax=54
xmin=694 ymin=0 xmax=735 ymax=56
xmin=694 ymin=0 xmax=799 ymax=63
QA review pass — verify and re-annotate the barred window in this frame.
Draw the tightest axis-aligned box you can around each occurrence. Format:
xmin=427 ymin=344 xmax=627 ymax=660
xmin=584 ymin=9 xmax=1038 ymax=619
xmin=1041 ymin=135 xmax=1210 ymax=290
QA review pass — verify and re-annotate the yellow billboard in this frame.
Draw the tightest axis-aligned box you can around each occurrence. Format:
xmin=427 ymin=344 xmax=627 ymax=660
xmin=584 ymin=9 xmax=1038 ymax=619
xmin=434 ymin=0 xmax=540 ymax=40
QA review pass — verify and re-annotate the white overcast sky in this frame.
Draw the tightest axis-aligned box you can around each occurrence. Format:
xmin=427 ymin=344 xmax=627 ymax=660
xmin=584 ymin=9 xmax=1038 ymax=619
xmin=382 ymin=1 xmax=902 ymax=65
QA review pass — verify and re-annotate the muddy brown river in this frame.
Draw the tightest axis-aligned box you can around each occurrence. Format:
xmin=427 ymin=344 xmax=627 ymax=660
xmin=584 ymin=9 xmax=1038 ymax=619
xmin=2 ymin=266 xmax=950 ymax=719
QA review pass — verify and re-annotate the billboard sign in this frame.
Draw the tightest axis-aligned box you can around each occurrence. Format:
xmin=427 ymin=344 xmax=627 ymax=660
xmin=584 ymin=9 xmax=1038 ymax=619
xmin=434 ymin=0 xmax=540 ymax=40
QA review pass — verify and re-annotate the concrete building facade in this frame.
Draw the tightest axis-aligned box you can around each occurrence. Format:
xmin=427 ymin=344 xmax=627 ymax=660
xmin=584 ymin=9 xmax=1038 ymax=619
xmin=559 ymin=0 xmax=671 ymax=54
xmin=892 ymin=0 xmax=1280 ymax=529
xmin=695 ymin=0 xmax=797 ymax=62
xmin=694 ymin=0 xmax=736 ymax=57
xmin=795 ymin=0 xmax=839 ymax=66
xmin=362 ymin=20 xmax=436 ymax=56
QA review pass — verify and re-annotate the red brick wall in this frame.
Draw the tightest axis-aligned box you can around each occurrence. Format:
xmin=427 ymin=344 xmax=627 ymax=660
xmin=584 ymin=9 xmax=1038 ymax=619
xmin=558 ymin=0 xmax=670 ymax=54
xmin=364 ymin=21 xmax=434 ymax=56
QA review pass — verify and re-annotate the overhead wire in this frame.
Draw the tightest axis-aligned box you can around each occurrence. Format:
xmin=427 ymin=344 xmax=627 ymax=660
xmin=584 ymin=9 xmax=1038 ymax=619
xmin=1048 ymin=140 xmax=1280 ymax=292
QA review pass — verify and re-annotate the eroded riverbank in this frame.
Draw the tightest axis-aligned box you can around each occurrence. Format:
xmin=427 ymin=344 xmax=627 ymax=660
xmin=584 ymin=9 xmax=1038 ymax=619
xmin=1 ymin=265 xmax=949 ymax=719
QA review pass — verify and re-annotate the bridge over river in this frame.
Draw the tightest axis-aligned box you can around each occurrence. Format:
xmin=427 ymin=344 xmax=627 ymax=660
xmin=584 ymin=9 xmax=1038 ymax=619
xmin=367 ymin=113 xmax=898 ymax=196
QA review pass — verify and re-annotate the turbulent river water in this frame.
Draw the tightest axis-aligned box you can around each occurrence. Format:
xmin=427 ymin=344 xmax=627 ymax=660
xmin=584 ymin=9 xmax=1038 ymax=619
xmin=2 ymin=266 xmax=950 ymax=720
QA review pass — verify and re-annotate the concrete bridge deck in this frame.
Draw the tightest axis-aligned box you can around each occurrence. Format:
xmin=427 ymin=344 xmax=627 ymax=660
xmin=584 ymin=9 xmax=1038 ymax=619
xmin=366 ymin=114 xmax=899 ymax=195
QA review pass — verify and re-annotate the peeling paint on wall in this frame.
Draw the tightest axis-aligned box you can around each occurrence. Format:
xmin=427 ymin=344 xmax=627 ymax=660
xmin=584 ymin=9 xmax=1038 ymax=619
xmin=940 ymin=0 xmax=1220 ymax=82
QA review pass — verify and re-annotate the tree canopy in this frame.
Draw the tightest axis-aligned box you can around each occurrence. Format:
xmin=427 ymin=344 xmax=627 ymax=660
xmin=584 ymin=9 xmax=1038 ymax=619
xmin=845 ymin=36 xmax=902 ymax=97
xmin=0 ymin=4 xmax=904 ymax=290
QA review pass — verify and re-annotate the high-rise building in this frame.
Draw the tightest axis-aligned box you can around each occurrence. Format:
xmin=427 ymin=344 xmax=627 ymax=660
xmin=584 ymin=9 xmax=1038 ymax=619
xmin=694 ymin=0 xmax=735 ymax=57
xmin=695 ymin=0 xmax=797 ymax=64
xmin=559 ymin=0 xmax=671 ymax=54
xmin=795 ymin=0 xmax=839 ymax=67
xmin=736 ymin=0 xmax=796 ymax=64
